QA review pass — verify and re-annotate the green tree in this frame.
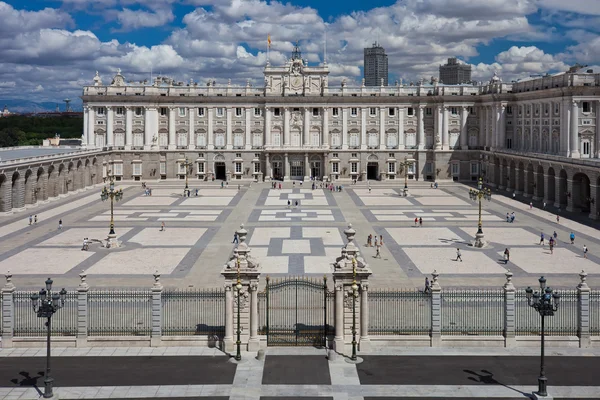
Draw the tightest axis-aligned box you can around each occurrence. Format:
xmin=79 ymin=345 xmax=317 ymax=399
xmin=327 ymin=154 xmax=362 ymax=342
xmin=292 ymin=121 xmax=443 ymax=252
xmin=0 ymin=127 xmax=22 ymax=147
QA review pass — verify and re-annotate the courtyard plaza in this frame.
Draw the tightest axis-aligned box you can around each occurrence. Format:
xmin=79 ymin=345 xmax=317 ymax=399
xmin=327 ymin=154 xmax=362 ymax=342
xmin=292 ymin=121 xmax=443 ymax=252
xmin=0 ymin=178 xmax=598 ymax=290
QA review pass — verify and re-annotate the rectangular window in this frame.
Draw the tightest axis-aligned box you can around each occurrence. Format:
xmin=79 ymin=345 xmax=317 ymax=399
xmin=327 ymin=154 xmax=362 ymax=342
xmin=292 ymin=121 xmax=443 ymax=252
xmin=332 ymin=153 xmax=339 ymax=158
xmin=133 ymin=163 xmax=142 ymax=176
xmin=273 ymin=108 xmax=281 ymax=116
xmin=450 ymin=107 xmax=458 ymax=115
xmin=254 ymin=162 xmax=261 ymax=173
xmin=160 ymin=162 xmax=166 ymax=175
xmin=582 ymin=101 xmax=591 ymax=113
xmin=112 ymin=163 xmax=123 ymax=176
xmin=235 ymin=107 xmax=243 ymax=117
xmin=178 ymin=107 xmax=186 ymax=117
xmin=135 ymin=107 xmax=143 ymax=116
xmin=198 ymin=108 xmax=205 ymax=117
xmin=312 ymin=108 xmax=319 ymax=117
xmin=451 ymin=163 xmax=459 ymax=176
xmin=160 ymin=107 xmax=167 ymax=116
xmin=407 ymin=107 xmax=414 ymax=116
xmin=425 ymin=162 xmax=433 ymax=174
xmin=332 ymin=108 xmax=339 ymax=117
xmin=351 ymin=162 xmax=358 ymax=173
xmin=351 ymin=108 xmax=357 ymax=117
xmin=198 ymin=163 xmax=205 ymax=173
xmin=470 ymin=163 xmax=479 ymax=175
xmin=388 ymin=108 xmax=395 ymax=116
xmin=97 ymin=107 xmax=105 ymax=115
xmin=388 ymin=163 xmax=395 ymax=173
xmin=351 ymin=153 xmax=358 ymax=158
xmin=116 ymin=107 xmax=124 ymax=116
xmin=469 ymin=107 xmax=475 ymax=115
xmin=426 ymin=107 xmax=432 ymax=116
xmin=216 ymin=108 xmax=224 ymax=117
xmin=254 ymin=108 xmax=261 ymax=116
xmin=235 ymin=162 xmax=242 ymax=173
xmin=369 ymin=108 xmax=377 ymax=116
xmin=332 ymin=162 xmax=339 ymax=173
xmin=506 ymin=106 xmax=512 ymax=115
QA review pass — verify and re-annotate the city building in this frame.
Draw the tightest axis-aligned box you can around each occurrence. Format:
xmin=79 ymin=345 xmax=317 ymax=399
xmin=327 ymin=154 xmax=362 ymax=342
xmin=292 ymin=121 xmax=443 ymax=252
xmin=0 ymin=105 xmax=11 ymax=117
xmin=439 ymin=57 xmax=472 ymax=85
xmin=0 ymin=47 xmax=599 ymax=219
xmin=364 ymin=43 xmax=388 ymax=86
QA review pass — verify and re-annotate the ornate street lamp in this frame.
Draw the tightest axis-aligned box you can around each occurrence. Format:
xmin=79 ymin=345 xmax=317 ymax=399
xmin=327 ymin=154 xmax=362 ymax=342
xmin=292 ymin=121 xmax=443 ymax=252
xmin=350 ymin=257 xmax=359 ymax=361
xmin=235 ymin=259 xmax=243 ymax=361
xmin=30 ymin=278 xmax=67 ymax=399
xmin=400 ymin=156 xmax=416 ymax=196
xmin=100 ymin=175 xmax=123 ymax=237
xmin=182 ymin=157 xmax=194 ymax=191
xmin=525 ymin=276 xmax=560 ymax=397
xmin=469 ymin=177 xmax=491 ymax=248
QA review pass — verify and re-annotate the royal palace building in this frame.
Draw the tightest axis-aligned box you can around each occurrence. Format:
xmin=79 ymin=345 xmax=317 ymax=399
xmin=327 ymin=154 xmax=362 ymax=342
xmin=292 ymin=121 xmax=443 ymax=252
xmin=1 ymin=47 xmax=600 ymax=219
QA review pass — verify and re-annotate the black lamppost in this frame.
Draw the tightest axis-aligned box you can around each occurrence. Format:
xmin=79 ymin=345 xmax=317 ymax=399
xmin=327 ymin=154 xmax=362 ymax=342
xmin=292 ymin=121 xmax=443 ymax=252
xmin=350 ymin=257 xmax=359 ymax=361
xmin=400 ymin=156 xmax=416 ymax=194
xmin=469 ymin=177 xmax=491 ymax=247
xmin=525 ymin=276 xmax=560 ymax=397
xmin=30 ymin=278 xmax=67 ymax=399
xmin=182 ymin=157 xmax=193 ymax=191
xmin=100 ymin=175 xmax=123 ymax=236
xmin=235 ymin=259 xmax=242 ymax=361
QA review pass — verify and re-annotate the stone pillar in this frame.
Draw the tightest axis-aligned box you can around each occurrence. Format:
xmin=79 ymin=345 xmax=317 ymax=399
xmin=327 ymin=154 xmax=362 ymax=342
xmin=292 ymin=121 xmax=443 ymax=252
xmin=265 ymin=107 xmax=271 ymax=147
xmin=332 ymin=223 xmax=372 ymax=355
xmin=499 ymin=105 xmax=506 ymax=149
xmin=430 ymin=270 xmax=441 ymax=347
xmin=503 ymin=270 xmax=516 ymax=347
xmin=553 ymin=175 xmax=562 ymax=208
xmin=398 ymin=107 xmax=405 ymax=149
xmin=284 ymin=153 xmax=290 ymax=181
xmin=417 ymin=105 xmax=425 ymax=150
xmin=578 ymin=270 xmax=591 ymax=348
xmin=39 ymin=172 xmax=48 ymax=202
xmin=498 ymin=164 xmax=505 ymax=191
xmin=342 ymin=108 xmax=348 ymax=149
xmin=106 ymin=106 xmax=114 ymax=147
xmin=1 ymin=272 xmax=15 ymax=348
xmin=283 ymin=107 xmax=290 ymax=146
xmin=265 ymin=153 xmax=271 ymax=181
xmin=303 ymin=107 xmax=310 ymax=147
xmin=221 ymin=224 xmax=261 ymax=355
xmin=479 ymin=106 xmax=486 ymax=148
xmin=532 ymin=172 xmax=542 ymax=201
xmin=514 ymin=169 xmax=522 ymax=195
xmin=125 ymin=106 xmax=133 ymax=150
xmin=244 ymin=107 xmax=252 ymax=150
xmin=589 ymin=185 xmax=598 ymax=220
xmin=523 ymin=170 xmax=530 ymax=198
xmin=543 ymin=174 xmax=551 ymax=204
xmin=207 ymin=107 xmax=214 ymax=150
xmin=77 ymin=270 xmax=89 ymax=347
xmin=322 ymin=107 xmax=329 ymax=147
xmin=570 ymin=100 xmax=580 ymax=158
xmin=88 ymin=107 xmax=95 ymax=148
xmin=226 ymin=107 xmax=233 ymax=150
xmin=151 ymin=272 xmax=163 ymax=347
xmin=304 ymin=153 xmax=310 ymax=181
xmin=144 ymin=106 xmax=153 ymax=149
xmin=82 ymin=106 xmax=89 ymax=147
xmin=360 ymin=108 xmax=367 ymax=149
xmin=460 ymin=106 xmax=468 ymax=149
xmin=188 ymin=107 xmax=195 ymax=149
xmin=442 ymin=106 xmax=449 ymax=150
xmin=12 ymin=175 xmax=25 ymax=210
xmin=566 ymin=179 xmax=575 ymax=212
xmin=379 ymin=107 xmax=386 ymax=149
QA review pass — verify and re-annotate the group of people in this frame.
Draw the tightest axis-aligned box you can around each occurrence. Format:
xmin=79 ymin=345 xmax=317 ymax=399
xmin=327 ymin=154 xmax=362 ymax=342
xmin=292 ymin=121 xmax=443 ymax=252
xmin=414 ymin=217 xmax=423 ymax=227
xmin=366 ymin=234 xmax=384 ymax=258
xmin=28 ymin=214 xmax=38 ymax=225
xmin=81 ymin=237 xmax=90 ymax=251
xmin=505 ymin=212 xmax=516 ymax=223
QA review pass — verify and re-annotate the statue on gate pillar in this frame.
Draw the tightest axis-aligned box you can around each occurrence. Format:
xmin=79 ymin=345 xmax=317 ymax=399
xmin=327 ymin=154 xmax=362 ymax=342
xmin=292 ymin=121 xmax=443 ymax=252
xmin=334 ymin=223 xmax=368 ymax=270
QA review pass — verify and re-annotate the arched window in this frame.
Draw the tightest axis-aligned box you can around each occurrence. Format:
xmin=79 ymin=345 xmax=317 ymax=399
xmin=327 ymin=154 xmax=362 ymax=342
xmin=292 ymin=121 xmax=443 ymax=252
xmin=311 ymin=129 xmax=320 ymax=146
xmin=196 ymin=133 xmax=206 ymax=147
xmin=215 ymin=133 xmax=225 ymax=147
xmin=233 ymin=132 xmax=243 ymax=147
xmin=386 ymin=132 xmax=397 ymax=148
xmin=349 ymin=131 xmax=359 ymax=147
xmin=331 ymin=132 xmax=341 ymax=147
xmin=368 ymin=132 xmax=378 ymax=147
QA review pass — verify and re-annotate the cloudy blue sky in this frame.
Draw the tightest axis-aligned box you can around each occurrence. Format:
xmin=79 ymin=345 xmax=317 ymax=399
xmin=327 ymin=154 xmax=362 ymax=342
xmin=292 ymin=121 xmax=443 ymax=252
xmin=1 ymin=0 xmax=600 ymax=108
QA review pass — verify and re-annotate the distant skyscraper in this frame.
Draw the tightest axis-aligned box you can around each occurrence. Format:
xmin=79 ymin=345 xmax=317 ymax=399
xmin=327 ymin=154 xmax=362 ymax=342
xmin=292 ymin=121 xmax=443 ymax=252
xmin=439 ymin=57 xmax=472 ymax=85
xmin=364 ymin=43 xmax=388 ymax=86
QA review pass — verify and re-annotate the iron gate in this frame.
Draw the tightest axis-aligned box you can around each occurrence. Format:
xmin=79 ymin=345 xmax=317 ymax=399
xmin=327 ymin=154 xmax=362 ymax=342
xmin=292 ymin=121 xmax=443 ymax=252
xmin=263 ymin=276 xmax=330 ymax=347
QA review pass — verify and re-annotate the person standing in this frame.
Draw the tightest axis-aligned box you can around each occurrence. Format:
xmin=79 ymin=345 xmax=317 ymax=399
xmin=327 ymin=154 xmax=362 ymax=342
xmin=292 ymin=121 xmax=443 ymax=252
xmin=379 ymin=235 xmax=384 ymax=246
xmin=375 ymin=243 xmax=381 ymax=258
xmin=374 ymin=236 xmax=378 ymax=248
xmin=424 ymin=277 xmax=430 ymax=293
xmin=82 ymin=238 xmax=87 ymax=251
xmin=549 ymin=238 xmax=554 ymax=255
xmin=506 ymin=213 xmax=510 ymax=222
xmin=419 ymin=217 xmax=423 ymax=227
xmin=58 ymin=219 xmax=63 ymax=230
xmin=556 ymin=215 xmax=560 ymax=224
xmin=160 ymin=221 xmax=166 ymax=232
xmin=503 ymin=248 xmax=510 ymax=264
xmin=583 ymin=245 xmax=588 ymax=259
xmin=29 ymin=215 xmax=33 ymax=225
xmin=539 ymin=232 xmax=545 ymax=245
xmin=529 ymin=202 xmax=533 ymax=210
xmin=456 ymin=248 xmax=463 ymax=262
xmin=414 ymin=217 xmax=418 ymax=227
xmin=34 ymin=215 xmax=38 ymax=224
xmin=570 ymin=232 xmax=575 ymax=244
xmin=287 ymin=200 xmax=291 ymax=209
xmin=232 ymin=232 xmax=238 ymax=244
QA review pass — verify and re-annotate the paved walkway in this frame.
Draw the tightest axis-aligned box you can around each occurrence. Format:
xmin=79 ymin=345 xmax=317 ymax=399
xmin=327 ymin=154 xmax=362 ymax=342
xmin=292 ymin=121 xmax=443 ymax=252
xmin=0 ymin=346 xmax=599 ymax=399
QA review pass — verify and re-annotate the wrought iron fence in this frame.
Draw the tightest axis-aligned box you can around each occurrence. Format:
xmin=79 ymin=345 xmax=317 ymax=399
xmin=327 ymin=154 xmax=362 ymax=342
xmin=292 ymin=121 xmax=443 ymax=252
xmin=162 ymin=288 xmax=225 ymax=338
xmin=591 ymin=290 xmax=600 ymax=335
xmin=515 ymin=289 xmax=578 ymax=336
xmin=258 ymin=291 xmax=267 ymax=335
xmin=441 ymin=289 xmax=504 ymax=335
xmin=369 ymin=289 xmax=431 ymax=335
xmin=13 ymin=291 xmax=78 ymax=337
xmin=88 ymin=290 xmax=152 ymax=336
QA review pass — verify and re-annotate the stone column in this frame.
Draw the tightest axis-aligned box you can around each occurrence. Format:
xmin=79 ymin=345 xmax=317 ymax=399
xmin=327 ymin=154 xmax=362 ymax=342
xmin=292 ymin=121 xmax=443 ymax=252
xmin=245 ymin=107 xmax=252 ymax=150
xmin=77 ymin=270 xmax=89 ymax=347
xmin=226 ymin=107 xmax=233 ymax=150
xmin=500 ymin=105 xmax=506 ymax=149
xmin=532 ymin=172 xmax=542 ymax=201
xmin=322 ymin=107 xmax=329 ymax=147
xmin=523 ymin=170 xmax=530 ymax=198
xmin=553 ymin=175 xmax=562 ymax=208
xmin=106 ymin=106 xmax=114 ymax=147
xmin=498 ymin=164 xmax=505 ymax=190
xmin=570 ymin=100 xmax=580 ymax=158
xmin=360 ymin=108 xmax=367 ymax=149
xmin=188 ymin=107 xmax=195 ymax=149
xmin=12 ymin=175 xmax=25 ymax=210
xmin=248 ymin=280 xmax=259 ymax=352
xmin=442 ymin=106 xmax=449 ymax=150
xmin=460 ymin=106 xmax=468 ymax=149
xmin=342 ymin=108 xmax=348 ymax=149
xmin=125 ymin=106 xmax=133 ymax=150
xmin=207 ymin=107 xmax=214 ymax=150
xmin=578 ymin=270 xmax=591 ymax=348
xmin=284 ymin=153 xmax=290 ymax=181
xmin=359 ymin=282 xmax=371 ymax=351
xmin=1 ymin=272 xmax=15 ymax=348
xmin=430 ymin=270 xmax=441 ymax=347
xmin=398 ymin=107 xmax=405 ymax=149
xmin=543 ymin=174 xmax=551 ymax=204
xmin=88 ymin=107 xmax=95 ymax=148
xmin=82 ymin=106 xmax=89 ymax=147
xmin=379 ymin=107 xmax=386 ymax=149
xmin=479 ymin=106 xmax=486 ymax=148
xmin=417 ymin=105 xmax=425 ymax=149
xmin=265 ymin=153 xmax=272 ymax=181
xmin=334 ymin=282 xmax=344 ymax=351
xmin=224 ymin=284 xmax=234 ymax=352
xmin=566 ymin=179 xmax=575 ymax=212
xmin=265 ymin=107 xmax=271 ymax=147
xmin=513 ymin=168 xmax=521 ymax=195
xmin=560 ymin=99 xmax=570 ymax=156
xmin=589 ymin=185 xmax=598 ymax=220
xmin=283 ymin=107 xmax=290 ymax=146
xmin=39 ymin=172 xmax=48 ymax=202
xmin=151 ymin=272 xmax=163 ymax=347
xmin=304 ymin=153 xmax=310 ymax=181
xmin=503 ymin=270 xmax=516 ymax=347
xmin=303 ymin=107 xmax=310 ymax=147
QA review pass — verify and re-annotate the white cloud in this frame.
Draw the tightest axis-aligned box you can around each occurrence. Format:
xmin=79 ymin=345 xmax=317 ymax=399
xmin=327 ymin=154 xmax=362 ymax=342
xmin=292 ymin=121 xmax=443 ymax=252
xmin=0 ymin=1 xmax=73 ymax=34
xmin=0 ymin=81 xmax=16 ymax=88
xmin=536 ymin=0 xmax=600 ymax=15
xmin=114 ymin=7 xmax=175 ymax=30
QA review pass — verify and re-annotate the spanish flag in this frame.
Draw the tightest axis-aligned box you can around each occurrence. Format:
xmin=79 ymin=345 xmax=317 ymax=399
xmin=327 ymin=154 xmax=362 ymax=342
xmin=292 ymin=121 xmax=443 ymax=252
xmin=267 ymin=34 xmax=271 ymax=48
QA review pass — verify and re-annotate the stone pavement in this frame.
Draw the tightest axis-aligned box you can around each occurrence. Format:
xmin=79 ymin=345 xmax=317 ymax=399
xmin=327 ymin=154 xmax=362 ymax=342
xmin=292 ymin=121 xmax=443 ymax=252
xmin=0 ymin=179 xmax=598 ymax=290
xmin=1 ymin=346 xmax=600 ymax=399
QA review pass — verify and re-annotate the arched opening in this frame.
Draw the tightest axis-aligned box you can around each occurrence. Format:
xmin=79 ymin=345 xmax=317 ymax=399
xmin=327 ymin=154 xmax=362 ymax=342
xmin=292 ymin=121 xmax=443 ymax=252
xmin=47 ymin=165 xmax=56 ymax=198
xmin=36 ymin=167 xmax=45 ymax=202
xmin=547 ymin=167 xmax=556 ymax=204
xmin=24 ymin=169 xmax=34 ymax=205
xmin=558 ymin=169 xmax=568 ymax=207
xmin=0 ymin=174 xmax=10 ymax=212
xmin=11 ymin=171 xmax=22 ymax=209
xmin=75 ymin=160 xmax=83 ymax=191
xmin=526 ymin=163 xmax=534 ymax=197
xmin=535 ymin=165 xmax=544 ymax=200
xmin=517 ymin=162 xmax=525 ymax=193
xmin=67 ymin=162 xmax=74 ymax=192
xmin=58 ymin=164 xmax=66 ymax=195
xmin=509 ymin=160 xmax=516 ymax=191
xmin=501 ymin=160 xmax=508 ymax=188
xmin=493 ymin=158 xmax=500 ymax=187
xmin=572 ymin=173 xmax=591 ymax=212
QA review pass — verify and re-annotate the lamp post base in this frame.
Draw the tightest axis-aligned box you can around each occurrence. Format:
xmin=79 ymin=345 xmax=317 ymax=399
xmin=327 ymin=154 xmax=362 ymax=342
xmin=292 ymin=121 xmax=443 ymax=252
xmin=403 ymin=188 xmax=410 ymax=197
xmin=473 ymin=232 xmax=487 ymax=248
xmin=106 ymin=233 xmax=122 ymax=249
xmin=345 ymin=356 xmax=364 ymax=364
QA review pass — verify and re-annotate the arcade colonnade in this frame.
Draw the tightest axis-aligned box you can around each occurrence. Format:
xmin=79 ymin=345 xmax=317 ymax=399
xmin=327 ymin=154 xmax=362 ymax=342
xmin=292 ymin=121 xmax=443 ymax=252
xmin=485 ymin=153 xmax=600 ymax=219
xmin=0 ymin=156 xmax=106 ymax=213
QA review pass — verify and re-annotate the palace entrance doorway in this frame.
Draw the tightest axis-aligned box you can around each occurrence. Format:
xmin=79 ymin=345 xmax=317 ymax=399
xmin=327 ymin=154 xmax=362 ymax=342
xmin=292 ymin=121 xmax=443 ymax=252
xmin=215 ymin=162 xmax=226 ymax=180
xmin=367 ymin=162 xmax=379 ymax=180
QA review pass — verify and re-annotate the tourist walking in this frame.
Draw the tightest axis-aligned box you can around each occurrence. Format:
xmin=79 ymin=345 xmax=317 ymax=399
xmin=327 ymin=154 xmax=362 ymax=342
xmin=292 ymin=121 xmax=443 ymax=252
xmin=414 ymin=217 xmax=418 ymax=227
xmin=295 ymin=200 xmax=299 ymax=208
xmin=549 ymin=237 xmax=555 ymax=254
xmin=367 ymin=234 xmax=372 ymax=247
xmin=287 ymin=200 xmax=291 ymax=208
xmin=539 ymin=232 xmax=545 ymax=245
xmin=379 ymin=235 xmax=384 ymax=246
xmin=570 ymin=232 xmax=575 ymax=244
xmin=160 ymin=222 xmax=166 ymax=232
xmin=374 ymin=236 xmax=378 ymax=247
xmin=424 ymin=277 xmax=431 ymax=293
xmin=58 ymin=219 xmax=62 ymax=230
xmin=503 ymin=248 xmax=510 ymax=264
xmin=29 ymin=215 xmax=32 ymax=225
xmin=232 ymin=232 xmax=238 ymax=244
xmin=456 ymin=248 xmax=463 ymax=262
xmin=82 ymin=238 xmax=88 ymax=251
xmin=375 ymin=243 xmax=381 ymax=258
xmin=529 ymin=202 xmax=533 ymax=210
xmin=556 ymin=215 xmax=560 ymax=224
xmin=583 ymin=245 xmax=588 ymax=259
xmin=34 ymin=215 xmax=37 ymax=224
xmin=419 ymin=217 xmax=423 ymax=227
xmin=506 ymin=213 xmax=510 ymax=222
